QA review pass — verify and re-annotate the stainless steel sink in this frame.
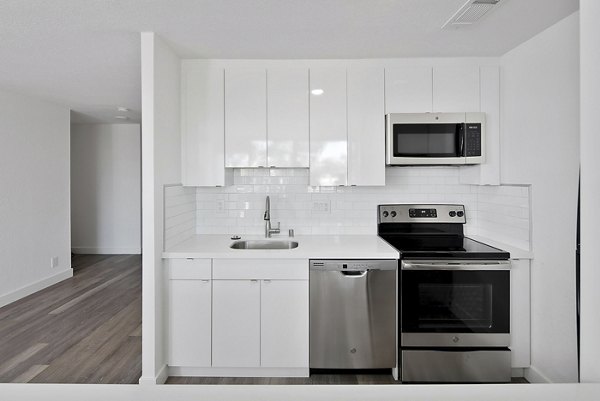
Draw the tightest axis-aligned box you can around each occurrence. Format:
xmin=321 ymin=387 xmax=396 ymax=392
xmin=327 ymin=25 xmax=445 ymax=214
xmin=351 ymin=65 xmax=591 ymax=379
xmin=230 ymin=240 xmax=299 ymax=250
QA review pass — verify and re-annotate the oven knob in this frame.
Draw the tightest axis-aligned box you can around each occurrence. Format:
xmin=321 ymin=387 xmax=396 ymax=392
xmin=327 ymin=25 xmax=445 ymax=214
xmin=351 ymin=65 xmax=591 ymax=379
xmin=453 ymin=336 xmax=460 ymax=343
xmin=457 ymin=211 xmax=464 ymax=217
xmin=383 ymin=211 xmax=389 ymax=217
xmin=391 ymin=211 xmax=397 ymax=218
xmin=449 ymin=211 xmax=456 ymax=217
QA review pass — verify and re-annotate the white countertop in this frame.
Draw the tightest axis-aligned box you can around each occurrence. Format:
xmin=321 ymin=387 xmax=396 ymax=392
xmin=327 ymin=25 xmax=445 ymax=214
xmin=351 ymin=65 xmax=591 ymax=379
xmin=162 ymin=234 xmax=400 ymax=260
xmin=468 ymin=235 xmax=534 ymax=260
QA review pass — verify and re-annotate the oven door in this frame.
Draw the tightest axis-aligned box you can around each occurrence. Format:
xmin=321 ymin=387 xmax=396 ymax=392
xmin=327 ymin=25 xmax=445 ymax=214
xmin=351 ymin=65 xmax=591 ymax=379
xmin=401 ymin=260 xmax=510 ymax=347
xmin=386 ymin=113 xmax=466 ymax=165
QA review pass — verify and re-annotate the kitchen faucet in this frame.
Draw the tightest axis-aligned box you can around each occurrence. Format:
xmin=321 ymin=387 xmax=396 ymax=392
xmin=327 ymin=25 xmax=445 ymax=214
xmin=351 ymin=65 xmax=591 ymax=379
xmin=264 ymin=196 xmax=280 ymax=238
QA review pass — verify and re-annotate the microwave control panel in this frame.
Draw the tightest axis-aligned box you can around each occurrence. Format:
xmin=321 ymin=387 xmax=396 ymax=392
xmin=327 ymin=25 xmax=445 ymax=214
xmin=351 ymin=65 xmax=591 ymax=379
xmin=465 ymin=123 xmax=482 ymax=157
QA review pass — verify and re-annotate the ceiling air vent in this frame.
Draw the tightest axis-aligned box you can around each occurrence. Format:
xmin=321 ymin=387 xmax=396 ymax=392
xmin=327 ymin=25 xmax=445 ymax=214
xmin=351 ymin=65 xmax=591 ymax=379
xmin=442 ymin=0 xmax=502 ymax=29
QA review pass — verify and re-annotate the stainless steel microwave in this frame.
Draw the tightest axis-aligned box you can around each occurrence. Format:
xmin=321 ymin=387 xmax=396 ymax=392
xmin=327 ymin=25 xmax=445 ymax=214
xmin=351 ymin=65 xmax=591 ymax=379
xmin=386 ymin=112 xmax=485 ymax=165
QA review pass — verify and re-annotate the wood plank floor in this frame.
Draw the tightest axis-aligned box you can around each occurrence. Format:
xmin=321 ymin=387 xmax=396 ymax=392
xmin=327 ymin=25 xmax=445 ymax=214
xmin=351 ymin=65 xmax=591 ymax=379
xmin=0 ymin=254 xmax=141 ymax=384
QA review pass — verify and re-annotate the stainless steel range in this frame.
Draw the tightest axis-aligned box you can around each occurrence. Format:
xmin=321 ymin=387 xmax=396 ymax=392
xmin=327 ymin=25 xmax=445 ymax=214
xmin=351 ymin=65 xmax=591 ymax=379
xmin=377 ymin=204 xmax=512 ymax=383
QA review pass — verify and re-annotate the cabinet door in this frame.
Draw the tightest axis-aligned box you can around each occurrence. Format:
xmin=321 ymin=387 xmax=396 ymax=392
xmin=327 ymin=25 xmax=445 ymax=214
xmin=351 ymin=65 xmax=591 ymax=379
xmin=212 ymin=280 xmax=261 ymax=367
xmin=460 ymin=66 xmax=501 ymax=185
xmin=181 ymin=62 xmax=228 ymax=186
xmin=267 ymin=68 xmax=309 ymax=168
xmin=261 ymin=280 xmax=309 ymax=368
xmin=510 ymin=259 xmax=531 ymax=368
xmin=385 ymin=66 xmax=432 ymax=113
xmin=347 ymin=66 xmax=385 ymax=186
xmin=168 ymin=279 xmax=212 ymax=367
xmin=309 ymin=67 xmax=348 ymax=186
xmin=433 ymin=65 xmax=479 ymax=112
xmin=225 ymin=68 xmax=267 ymax=167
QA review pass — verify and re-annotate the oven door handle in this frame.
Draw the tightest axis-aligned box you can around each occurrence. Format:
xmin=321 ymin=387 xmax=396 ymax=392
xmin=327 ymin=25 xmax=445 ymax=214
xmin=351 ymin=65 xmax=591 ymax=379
xmin=401 ymin=261 xmax=511 ymax=271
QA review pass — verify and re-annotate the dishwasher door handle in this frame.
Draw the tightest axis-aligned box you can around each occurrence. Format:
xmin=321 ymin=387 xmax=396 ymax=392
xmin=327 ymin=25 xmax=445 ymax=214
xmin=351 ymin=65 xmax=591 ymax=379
xmin=340 ymin=270 xmax=368 ymax=277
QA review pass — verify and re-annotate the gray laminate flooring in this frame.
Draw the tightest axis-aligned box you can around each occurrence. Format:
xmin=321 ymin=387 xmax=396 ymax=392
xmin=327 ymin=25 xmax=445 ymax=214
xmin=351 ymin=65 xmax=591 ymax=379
xmin=0 ymin=254 xmax=142 ymax=383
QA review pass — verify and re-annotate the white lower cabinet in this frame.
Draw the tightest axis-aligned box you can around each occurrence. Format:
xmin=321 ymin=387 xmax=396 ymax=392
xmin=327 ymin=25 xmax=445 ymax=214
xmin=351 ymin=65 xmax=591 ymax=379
xmin=212 ymin=280 xmax=261 ymax=367
xmin=510 ymin=259 xmax=531 ymax=368
xmin=261 ymin=280 xmax=309 ymax=368
xmin=167 ymin=259 xmax=212 ymax=367
xmin=168 ymin=258 xmax=309 ymax=376
xmin=212 ymin=279 xmax=309 ymax=369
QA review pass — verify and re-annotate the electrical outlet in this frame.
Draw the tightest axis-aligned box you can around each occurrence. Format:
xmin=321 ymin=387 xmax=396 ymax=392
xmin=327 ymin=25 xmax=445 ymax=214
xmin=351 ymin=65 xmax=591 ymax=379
xmin=215 ymin=199 xmax=227 ymax=216
xmin=50 ymin=256 xmax=59 ymax=269
xmin=312 ymin=200 xmax=330 ymax=213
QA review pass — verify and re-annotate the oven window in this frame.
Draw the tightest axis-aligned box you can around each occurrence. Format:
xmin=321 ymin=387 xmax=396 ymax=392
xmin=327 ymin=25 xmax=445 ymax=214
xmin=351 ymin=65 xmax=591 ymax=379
xmin=402 ymin=270 xmax=509 ymax=333
xmin=417 ymin=283 xmax=492 ymax=329
xmin=393 ymin=123 xmax=463 ymax=158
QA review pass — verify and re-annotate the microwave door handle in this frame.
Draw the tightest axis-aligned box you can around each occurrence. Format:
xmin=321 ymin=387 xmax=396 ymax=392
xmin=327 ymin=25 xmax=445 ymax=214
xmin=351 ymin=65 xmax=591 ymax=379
xmin=459 ymin=123 xmax=466 ymax=157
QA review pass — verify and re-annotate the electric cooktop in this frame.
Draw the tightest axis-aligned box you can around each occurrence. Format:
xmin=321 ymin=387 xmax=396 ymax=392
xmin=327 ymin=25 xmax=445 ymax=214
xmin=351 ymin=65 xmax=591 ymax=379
xmin=377 ymin=204 xmax=510 ymax=260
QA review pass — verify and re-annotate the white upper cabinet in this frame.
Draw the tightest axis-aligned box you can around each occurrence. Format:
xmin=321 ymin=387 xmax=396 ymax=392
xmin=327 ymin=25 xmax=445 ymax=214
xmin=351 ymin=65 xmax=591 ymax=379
xmin=181 ymin=61 xmax=229 ymax=186
xmin=267 ymin=68 xmax=310 ymax=168
xmin=460 ymin=66 xmax=501 ymax=185
xmin=433 ymin=65 xmax=480 ymax=112
xmin=385 ymin=66 xmax=433 ymax=113
xmin=309 ymin=67 xmax=348 ymax=186
xmin=347 ymin=66 xmax=385 ymax=186
xmin=225 ymin=68 xmax=267 ymax=167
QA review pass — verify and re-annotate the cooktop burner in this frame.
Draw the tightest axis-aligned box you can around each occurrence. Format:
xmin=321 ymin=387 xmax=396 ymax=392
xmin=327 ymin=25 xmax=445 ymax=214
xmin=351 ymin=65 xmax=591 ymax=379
xmin=377 ymin=204 xmax=510 ymax=260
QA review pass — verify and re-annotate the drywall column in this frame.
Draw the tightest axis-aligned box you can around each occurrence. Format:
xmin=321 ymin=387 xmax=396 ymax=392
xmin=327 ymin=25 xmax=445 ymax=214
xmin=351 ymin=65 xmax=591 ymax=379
xmin=140 ymin=32 xmax=181 ymax=384
xmin=500 ymin=13 xmax=580 ymax=383
xmin=580 ymin=0 xmax=600 ymax=383
xmin=71 ymin=124 xmax=141 ymax=254
xmin=0 ymin=90 xmax=72 ymax=307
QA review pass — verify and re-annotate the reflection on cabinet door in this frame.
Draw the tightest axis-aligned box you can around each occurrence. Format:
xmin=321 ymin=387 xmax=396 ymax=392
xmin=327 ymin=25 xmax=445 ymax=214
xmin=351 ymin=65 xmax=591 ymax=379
xmin=309 ymin=67 xmax=348 ymax=186
xmin=261 ymin=280 xmax=309 ymax=368
xmin=225 ymin=68 xmax=267 ymax=167
xmin=267 ymin=68 xmax=309 ymax=168
xmin=212 ymin=280 xmax=261 ymax=367
xmin=168 ymin=279 xmax=212 ymax=367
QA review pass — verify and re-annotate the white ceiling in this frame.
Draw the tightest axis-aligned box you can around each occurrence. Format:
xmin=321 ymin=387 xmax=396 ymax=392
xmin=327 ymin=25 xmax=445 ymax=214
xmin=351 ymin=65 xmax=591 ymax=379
xmin=0 ymin=0 xmax=579 ymax=124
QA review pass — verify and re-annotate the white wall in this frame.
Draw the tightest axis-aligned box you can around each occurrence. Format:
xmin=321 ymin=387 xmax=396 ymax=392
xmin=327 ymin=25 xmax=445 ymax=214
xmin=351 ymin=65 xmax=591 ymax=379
xmin=71 ymin=124 xmax=141 ymax=254
xmin=580 ymin=0 xmax=600 ymax=383
xmin=501 ymin=12 xmax=580 ymax=382
xmin=140 ymin=32 xmax=181 ymax=384
xmin=0 ymin=89 xmax=72 ymax=307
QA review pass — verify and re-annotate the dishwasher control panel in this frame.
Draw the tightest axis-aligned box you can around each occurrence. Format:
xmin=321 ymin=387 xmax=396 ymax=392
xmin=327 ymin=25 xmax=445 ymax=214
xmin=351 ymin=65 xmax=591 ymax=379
xmin=310 ymin=259 xmax=397 ymax=271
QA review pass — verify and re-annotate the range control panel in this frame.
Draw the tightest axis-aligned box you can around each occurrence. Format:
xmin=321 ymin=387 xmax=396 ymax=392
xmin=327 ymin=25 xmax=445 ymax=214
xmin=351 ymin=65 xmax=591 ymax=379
xmin=378 ymin=204 xmax=466 ymax=224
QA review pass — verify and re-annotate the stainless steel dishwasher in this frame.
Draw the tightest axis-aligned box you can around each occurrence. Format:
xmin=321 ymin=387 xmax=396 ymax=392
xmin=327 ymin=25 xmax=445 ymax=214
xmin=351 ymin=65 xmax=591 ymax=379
xmin=309 ymin=259 xmax=397 ymax=369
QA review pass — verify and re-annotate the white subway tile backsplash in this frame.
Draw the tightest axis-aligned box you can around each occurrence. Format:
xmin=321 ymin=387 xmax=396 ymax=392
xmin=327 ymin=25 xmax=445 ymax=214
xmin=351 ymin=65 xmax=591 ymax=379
xmin=164 ymin=185 xmax=196 ymax=250
xmin=161 ymin=168 xmax=531 ymax=252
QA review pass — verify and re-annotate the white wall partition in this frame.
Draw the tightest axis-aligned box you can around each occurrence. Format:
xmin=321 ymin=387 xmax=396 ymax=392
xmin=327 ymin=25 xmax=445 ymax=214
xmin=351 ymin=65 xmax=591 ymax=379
xmin=71 ymin=123 xmax=141 ymax=254
xmin=140 ymin=32 xmax=181 ymax=385
xmin=501 ymin=12 xmax=580 ymax=383
xmin=0 ymin=89 xmax=72 ymax=307
xmin=580 ymin=0 xmax=600 ymax=383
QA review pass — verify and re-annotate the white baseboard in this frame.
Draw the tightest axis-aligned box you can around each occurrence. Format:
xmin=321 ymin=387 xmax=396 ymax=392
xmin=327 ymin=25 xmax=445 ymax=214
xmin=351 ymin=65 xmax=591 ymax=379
xmin=72 ymin=247 xmax=141 ymax=255
xmin=525 ymin=365 xmax=553 ymax=383
xmin=139 ymin=365 xmax=168 ymax=385
xmin=0 ymin=269 xmax=73 ymax=308
xmin=169 ymin=366 xmax=309 ymax=378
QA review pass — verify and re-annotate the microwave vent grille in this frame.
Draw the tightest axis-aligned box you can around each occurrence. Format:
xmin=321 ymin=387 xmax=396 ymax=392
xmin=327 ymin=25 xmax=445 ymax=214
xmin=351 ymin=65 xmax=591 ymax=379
xmin=442 ymin=0 xmax=501 ymax=29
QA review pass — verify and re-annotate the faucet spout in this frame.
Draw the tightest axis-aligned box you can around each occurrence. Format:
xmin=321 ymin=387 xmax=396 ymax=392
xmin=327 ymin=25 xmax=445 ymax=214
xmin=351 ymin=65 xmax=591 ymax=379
xmin=264 ymin=196 xmax=280 ymax=238
xmin=264 ymin=196 xmax=270 ymax=221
